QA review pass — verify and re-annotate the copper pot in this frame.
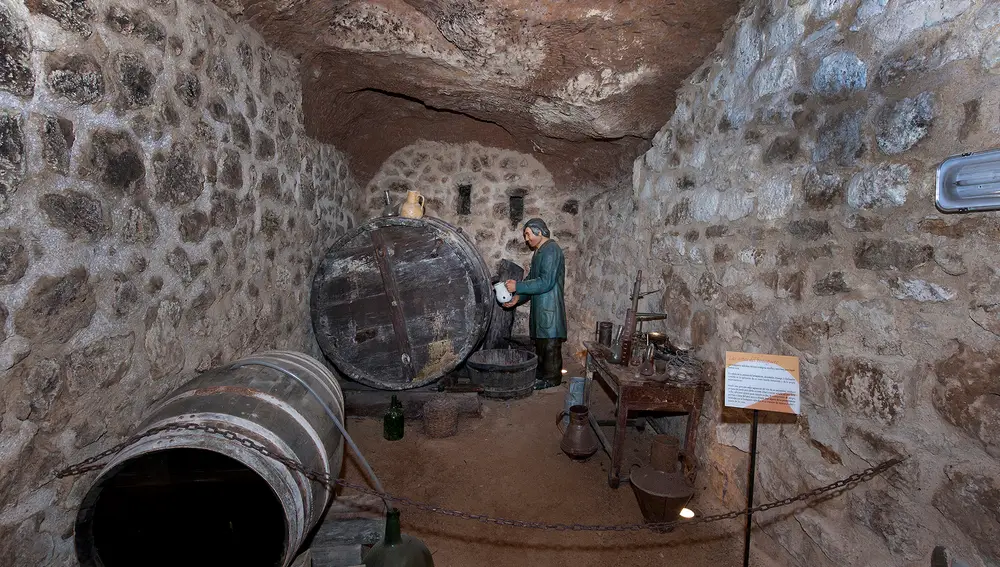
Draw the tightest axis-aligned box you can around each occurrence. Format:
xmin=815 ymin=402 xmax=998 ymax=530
xmin=557 ymin=405 xmax=598 ymax=459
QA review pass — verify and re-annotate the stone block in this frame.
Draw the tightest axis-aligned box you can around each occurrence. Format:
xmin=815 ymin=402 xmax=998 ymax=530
xmin=40 ymin=115 xmax=74 ymax=173
xmin=932 ymin=463 xmax=1000 ymax=559
xmin=165 ymin=246 xmax=207 ymax=284
xmin=144 ymin=297 xmax=183 ymax=380
xmin=0 ymin=4 xmax=34 ymax=98
xmin=14 ymin=267 xmax=96 ymax=342
xmin=114 ymin=52 xmax=155 ymax=108
xmin=812 ymin=52 xmax=867 ymax=95
xmin=885 ymin=277 xmax=955 ymax=302
xmin=178 ymin=210 xmax=210 ymax=243
xmin=256 ymin=131 xmax=276 ymax=160
xmin=831 ymin=357 xmax=904 ymax=425
xmin=39 ymin=190 xmax=108 ymax=239
xmin=231 ymin=114 xmax=252 ymax=150
xmin=763 ymin=135 xmax=800 ymax=164
xmin=814 ymin=110 xmax=864 ymax=166
xmin=173 ymin=72 xmax=201 ymax=107
xmin=835 ymin=299 xmax=902 ymax=355
xmin=105 ymin=5 xmax=166 ymax=45
xmin=802 ymin=168 xmax=845 ymax=209
xmin=876 ymin=92 xmax=934 ymax=154
xmin=82 ymin=129 xmax=145 ymax=194
xmin=757 ymin=177 xmax=793 ymax=220
xmin=788 ymin=219 xmax=830 ymax=240
xmin=753 ymin=55 xmax=797 ymax=99
xmin=780 ymin=316 xmax=832 ymax=353
xmin=115 ymin=199 xmax=158 ymax=245
xmin=854 ymin=239 xmax=932 ymax=271
xmin=932 ymin=343 xmax=1000 ymax=457
xmin=153 ymin=143 xmax=204 ymax=204
xmin=0 ymin=230 xmax=26 ymax=285
xmin=26 ymin=0 xmax=95 ymax=36
xmin=0 ymin=111 xmax=24 ymax=177
xmin=66 ymin=333 xmax=134 ymax=393
xmin=853 ymin=0 xmax=888 ymax=29
xmin=982 ymin=34 xmax=1000 ymax=73
xmin=813 ymin=271 xmax=850 ymax=296
xmin=850 ymin=490 xmax=921 ymax=560
xmin=848 ymin=163 xmax=909 ymax=209
xmin=843 ymin=213 xmax=884 ymax=232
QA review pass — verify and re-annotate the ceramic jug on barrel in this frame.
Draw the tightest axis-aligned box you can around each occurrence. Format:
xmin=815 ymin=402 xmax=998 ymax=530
xmin=557 ymin=405 xmax=598 ymax=459
xmin=399 ymin=190 xmax=425 ymax=219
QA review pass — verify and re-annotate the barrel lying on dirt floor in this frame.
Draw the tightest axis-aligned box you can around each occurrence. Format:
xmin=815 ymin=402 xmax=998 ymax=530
xmin=311 ymin=216 xmax=492 ymax=390
xmin=73 ymin=351 xmax=345 ymax=567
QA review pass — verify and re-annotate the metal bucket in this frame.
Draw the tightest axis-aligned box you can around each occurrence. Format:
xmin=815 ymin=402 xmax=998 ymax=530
xmin=629 ymin=468 xmax=694 ymax=529
xmin=466 ymin=348 xmax=538 ymax=400
xmin=73 ymin=351 xmax=345 ymax=567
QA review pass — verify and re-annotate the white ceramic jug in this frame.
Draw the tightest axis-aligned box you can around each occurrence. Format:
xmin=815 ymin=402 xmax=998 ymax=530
xmin=493 ymin=282 xmax=513 ymax=304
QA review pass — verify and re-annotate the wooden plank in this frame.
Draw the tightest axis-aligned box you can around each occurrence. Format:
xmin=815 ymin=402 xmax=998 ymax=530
xmin=310 ymin=494 xmax=384 ymax=551
xmin=311 ymin=545 xmax=363 ymax=567
xmin=370 ymin=228 xmax=415 ymax=382
xmin=344 ymin=390 xmax=482 ymax=419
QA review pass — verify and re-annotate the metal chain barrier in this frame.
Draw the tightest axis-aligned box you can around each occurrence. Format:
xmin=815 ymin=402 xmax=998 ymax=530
xmin=55 ymin=422 xmax=905 ymax=533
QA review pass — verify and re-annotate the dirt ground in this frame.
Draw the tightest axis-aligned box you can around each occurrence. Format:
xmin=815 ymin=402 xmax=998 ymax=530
xmin=341 ymin=360 xmax=792 ymax=567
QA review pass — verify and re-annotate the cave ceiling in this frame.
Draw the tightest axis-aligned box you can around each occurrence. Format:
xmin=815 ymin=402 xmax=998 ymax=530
xmin=215 ymin=0 xmax=742 ymax=189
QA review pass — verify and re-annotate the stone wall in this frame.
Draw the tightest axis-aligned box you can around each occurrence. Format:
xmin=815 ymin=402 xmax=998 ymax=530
xmin=363 ymin=140 xmax=585 ymax=336
xmin=571 ymin=0 xmax=1000 ymax=565
xmin=0 ymin=0 xmax=358 ymax=562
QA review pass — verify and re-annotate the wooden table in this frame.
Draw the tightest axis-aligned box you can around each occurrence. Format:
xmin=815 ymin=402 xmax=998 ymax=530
xmin=584 ymin=341 xmax=711 ymax=488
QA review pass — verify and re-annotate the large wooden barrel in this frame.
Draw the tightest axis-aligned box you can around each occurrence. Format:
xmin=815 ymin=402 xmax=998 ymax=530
xmin=74 ymin=351 xmax=345 ymax=567
xmin=311 ymin=216 xmax=492 ymax=390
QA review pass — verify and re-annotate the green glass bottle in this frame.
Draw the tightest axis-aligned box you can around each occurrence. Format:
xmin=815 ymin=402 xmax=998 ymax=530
xmin=383 ymin=395 xmax=404 ymax=441
xmin=363 ymin=508 xmax=434 ymax=567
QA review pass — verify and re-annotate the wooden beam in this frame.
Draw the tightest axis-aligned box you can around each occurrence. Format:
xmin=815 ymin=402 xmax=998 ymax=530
xmin=344 ymin=390 xmax=482 ymax=419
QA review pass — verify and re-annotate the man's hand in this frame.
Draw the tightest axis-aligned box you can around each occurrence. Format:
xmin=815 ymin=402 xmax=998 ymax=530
xmin=502 ymin=295 xmax=519 ymax=308
xmin=504 ymin=279 xmax=517 ymax=293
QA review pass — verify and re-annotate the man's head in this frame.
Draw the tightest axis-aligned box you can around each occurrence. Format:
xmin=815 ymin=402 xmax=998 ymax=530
xmin=522 ymin=218 xmax=550 ymax=250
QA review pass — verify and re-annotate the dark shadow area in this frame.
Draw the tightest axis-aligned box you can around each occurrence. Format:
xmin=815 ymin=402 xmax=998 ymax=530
xmin=77 ymin=448 xmax=286 ymax=567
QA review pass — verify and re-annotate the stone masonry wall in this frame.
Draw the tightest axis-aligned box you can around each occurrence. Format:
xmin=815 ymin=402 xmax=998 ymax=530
xmin=571 ymin=1 xmax=1000 ymax=565
xmin=363 ymin=140 xmax=584 ymax=337
xmin=0 ymin=0 xmax=358 ymax=563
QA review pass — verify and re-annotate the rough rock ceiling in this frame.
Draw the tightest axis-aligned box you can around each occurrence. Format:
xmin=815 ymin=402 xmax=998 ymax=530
xmin=217 ymin=0 xmax=741 ymax=189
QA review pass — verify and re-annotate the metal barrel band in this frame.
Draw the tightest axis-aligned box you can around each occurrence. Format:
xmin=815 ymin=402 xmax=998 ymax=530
xmin=55 ymin=423 xmax=905 ymax=533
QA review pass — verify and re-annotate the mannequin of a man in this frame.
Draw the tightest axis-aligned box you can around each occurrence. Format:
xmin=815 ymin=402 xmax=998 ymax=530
xmin=504 ymin=218 xmax=566 ymax=390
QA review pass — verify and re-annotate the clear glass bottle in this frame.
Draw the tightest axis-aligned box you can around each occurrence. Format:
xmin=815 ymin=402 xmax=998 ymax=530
xmin=383 ymin=395 xmax=404 ymax=441
xmin=362 ymin=508 xmax=435 ymax=567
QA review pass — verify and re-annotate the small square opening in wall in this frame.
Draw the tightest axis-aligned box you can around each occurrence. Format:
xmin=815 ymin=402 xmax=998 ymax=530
xmin=457 ymin=184 xmax=472 ymax=215
xmin=508 ymin=195 xmax=524 ymax=228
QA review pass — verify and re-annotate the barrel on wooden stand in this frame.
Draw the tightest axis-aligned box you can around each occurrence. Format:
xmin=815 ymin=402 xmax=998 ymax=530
xmin=311 ymin=216 xmax=492 ymax=390
xmin=73 ymin=351 xmax=345 ymax=567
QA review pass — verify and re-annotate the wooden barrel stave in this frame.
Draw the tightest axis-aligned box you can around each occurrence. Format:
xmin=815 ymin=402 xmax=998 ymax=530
xmin=311 ymin=216 xmax=491 ymax=390
xmin=74 ymin=351 xmax=344 ymax=567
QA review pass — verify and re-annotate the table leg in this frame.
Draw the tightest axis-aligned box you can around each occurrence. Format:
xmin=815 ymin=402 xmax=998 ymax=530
xmin=609 ymin=402 xmax=628 ymax=488
xmin=683 ymin=402 xmax=702 ymax=483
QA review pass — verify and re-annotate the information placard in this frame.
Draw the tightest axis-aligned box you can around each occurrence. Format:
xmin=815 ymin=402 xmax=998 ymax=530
xmin=724 ymin=351 xmax=800 ymax=415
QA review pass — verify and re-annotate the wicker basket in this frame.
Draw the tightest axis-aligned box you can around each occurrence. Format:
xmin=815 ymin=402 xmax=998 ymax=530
xmin=423 ymin=396 xmax=459 ymax=438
